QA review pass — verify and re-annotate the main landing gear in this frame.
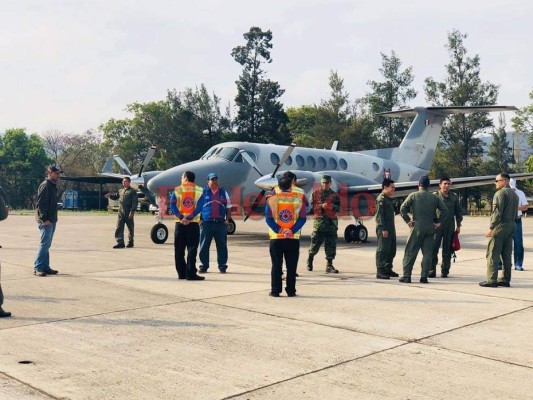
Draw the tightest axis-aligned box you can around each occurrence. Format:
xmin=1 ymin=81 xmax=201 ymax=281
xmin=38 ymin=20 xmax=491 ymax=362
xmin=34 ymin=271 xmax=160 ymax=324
xmin=343 ymin=217 xmax=369 ymax=243
xmin=150 ymin=218 xmax=237 ymax=244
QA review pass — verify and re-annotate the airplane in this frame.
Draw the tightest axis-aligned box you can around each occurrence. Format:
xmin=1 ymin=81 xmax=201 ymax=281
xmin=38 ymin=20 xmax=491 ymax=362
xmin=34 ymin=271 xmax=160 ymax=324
xmin=62 ymin=146 xmax=161 ymax=209
xmin=146 ymin=105 xmax=533 ymax=244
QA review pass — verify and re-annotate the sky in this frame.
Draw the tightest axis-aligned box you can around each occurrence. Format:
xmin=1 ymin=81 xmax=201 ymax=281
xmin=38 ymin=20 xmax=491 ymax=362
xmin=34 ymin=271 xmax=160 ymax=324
xmin=1 ymin=0 xmax=532 ymax=136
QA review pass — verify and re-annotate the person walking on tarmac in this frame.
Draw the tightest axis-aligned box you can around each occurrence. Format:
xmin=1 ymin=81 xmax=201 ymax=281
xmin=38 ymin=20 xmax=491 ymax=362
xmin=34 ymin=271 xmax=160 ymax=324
xmin=429 ymin=177 xmax=463 ymax=278
xmin=399 ymin=175 xmax=448 ymax=283
xmin=480 ymin=173 xmax=519 ymax=288
xmin=170 ymin=171 xmax=205 ymax=281
xmin=106 ymin=177 xmax=138 ymax=248
xmin=265 ymin=176 xmax=307 ymax=297
xmin=307 ymin=174 xmax=341 ymax=274
xmin=375 ymin=178 xmax=399 ymax=279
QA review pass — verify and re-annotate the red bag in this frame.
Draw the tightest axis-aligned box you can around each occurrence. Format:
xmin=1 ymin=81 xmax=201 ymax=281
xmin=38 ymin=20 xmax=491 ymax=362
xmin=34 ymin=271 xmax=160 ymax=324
xmin=451 ymin=231 xmax=461 ymax=251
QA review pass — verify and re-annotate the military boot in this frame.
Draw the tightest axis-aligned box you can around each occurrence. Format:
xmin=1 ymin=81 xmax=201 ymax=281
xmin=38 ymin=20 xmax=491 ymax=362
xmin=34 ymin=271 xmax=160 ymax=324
xmin=325 ymin=259 xmax=339 ymax=274
xmin=307 ymin=255 xmax=314 ymax=271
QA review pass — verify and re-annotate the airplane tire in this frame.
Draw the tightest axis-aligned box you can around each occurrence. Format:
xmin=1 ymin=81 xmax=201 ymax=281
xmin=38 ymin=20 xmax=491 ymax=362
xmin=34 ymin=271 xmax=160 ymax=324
xmin=226 ymin=219 xmax=236 ymax=235
xmin=357 ymin=226 xmax=369 ymax=243
xmin=151 ymin=223 xmax=168 ymax=244
xmin=344 ymin=224 xmax=358 ymax=243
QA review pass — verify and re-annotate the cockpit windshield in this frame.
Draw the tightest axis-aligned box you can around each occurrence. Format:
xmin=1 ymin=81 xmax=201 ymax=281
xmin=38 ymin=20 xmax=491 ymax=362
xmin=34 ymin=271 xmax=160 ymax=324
xmin=212 ymin=147 xmax=240 ymax=161
xmin=200 ymin=147 xmax=219 ymax=160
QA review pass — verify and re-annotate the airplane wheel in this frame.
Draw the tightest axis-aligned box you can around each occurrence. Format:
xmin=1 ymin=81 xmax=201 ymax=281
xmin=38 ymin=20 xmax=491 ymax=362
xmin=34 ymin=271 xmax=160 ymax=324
xmin=344 ymin=224 xmax=358 ymax=243
xmin=151 ymin=223 xmax=168 ymax=244
xmin=357 ymin=225 xmax=369 ymax=243
xmin=226 ymin=219 xmax=236 ymax=235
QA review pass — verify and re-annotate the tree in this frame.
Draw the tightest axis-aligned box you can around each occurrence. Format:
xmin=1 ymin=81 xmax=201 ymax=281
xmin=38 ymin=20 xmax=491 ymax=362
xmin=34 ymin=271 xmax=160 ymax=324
xmin=0 ymin=129 xmax=51 ymax=208
xmin=512 ymin=87 xmax=533 ymax=139
xmin=231 ymin=27 xmax=289 ymax=144
xmin=425 ymin=29 xmax=499 ymax=209
xmin=362 ymin=51 xmax=417 ymax=147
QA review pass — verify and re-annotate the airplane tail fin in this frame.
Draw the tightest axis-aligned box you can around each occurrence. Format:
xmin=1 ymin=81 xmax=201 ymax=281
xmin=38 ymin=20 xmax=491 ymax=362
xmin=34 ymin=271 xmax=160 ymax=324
xmin=377 ymin=106 xmax=517 ymax=170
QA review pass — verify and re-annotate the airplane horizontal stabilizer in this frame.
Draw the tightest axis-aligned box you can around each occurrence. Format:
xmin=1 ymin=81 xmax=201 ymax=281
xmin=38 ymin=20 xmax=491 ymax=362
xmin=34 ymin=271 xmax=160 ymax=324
xmin=377 ymin=106 xmax=518 ymax=118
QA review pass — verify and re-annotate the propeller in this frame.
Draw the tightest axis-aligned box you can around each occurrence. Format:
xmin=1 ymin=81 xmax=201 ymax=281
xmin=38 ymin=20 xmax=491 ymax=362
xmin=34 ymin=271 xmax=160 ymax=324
xmin=137 ymin=146 xmax=157 ymax=177
xmin=244 ymin=143 xmax=296 ymax=221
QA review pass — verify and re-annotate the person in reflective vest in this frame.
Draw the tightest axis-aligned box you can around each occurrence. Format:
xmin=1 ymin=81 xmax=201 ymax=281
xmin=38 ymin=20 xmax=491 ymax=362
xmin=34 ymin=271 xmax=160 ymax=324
xmin=265 ymin=176 xmax=307 ymax=297
xmin=170 ymin=171 xmax=205 ymax=281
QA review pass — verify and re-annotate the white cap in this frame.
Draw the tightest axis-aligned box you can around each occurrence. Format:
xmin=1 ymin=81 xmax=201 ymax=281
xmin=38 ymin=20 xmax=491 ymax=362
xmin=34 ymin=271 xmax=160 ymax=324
xmin=510 ymin=178 xmax=516 ymax=189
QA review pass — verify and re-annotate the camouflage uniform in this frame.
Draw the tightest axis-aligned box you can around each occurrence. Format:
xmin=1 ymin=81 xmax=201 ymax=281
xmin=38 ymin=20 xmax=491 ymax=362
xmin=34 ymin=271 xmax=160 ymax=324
xmin=375 ymin=192 xmax=396 ymax=276
xmin=400 ymin=189 xmax=448 ymax=279
xmin=110 ymin=186 xmax=138 ymax=246
xmin=307 ymin=186 xmax=340 ymax=270
xmin=430 ymin=191 xmax=462 ymax=277
xmin=486 ymin=187 xmax=519 ymax=284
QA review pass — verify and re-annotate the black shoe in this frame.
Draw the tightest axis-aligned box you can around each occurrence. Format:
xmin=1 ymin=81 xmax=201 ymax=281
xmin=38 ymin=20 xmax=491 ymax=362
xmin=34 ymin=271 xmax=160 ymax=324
xmin=269 ymin=292 xmax=280 ymax=297
xmin=0 ymin=308 xmax=12 ymax=318
xmin=177 ymin=276 xmax=186 ymax=280
xmin=441 ymin=273 xmax=448 ymax=278
xmin=307 ymin=261 xmax=313 ymax=271
xmin=325 ymin=265 xmax=339 ymax=274
xmin=428 ymin=272 xmax=436 ymax=278
xmin=113 ymin=243 xmax=125 ymax=249
xmin=45 ymin=268 xmax=58 ymax=275
xmin=286 ymin=293 xmax=297 ymax=297
xmin=388 ymin=271 xmax=399 ymax=277
xmin=186 ymin=275 xmax=205 ymax=281
xmin=295 ymin=273 xmax=299 ymax=277
xmin=399 ymin=277 xmax=411 ymax=283
xmin=219 ymin=268 xmax=227 ymax=274
xmin=497 ymin=281 xmax=511 ymax=287
xmin=126 ymin=243 xmax=134 ymax=248
xmin=198 ymin=266 xmax=208 ymax=273
xmin=376 ymin=273 xmax=390 ymax=280
xmin=34 ymin=270 xmax=47 ymax=277
xmin=479 ymin=281 xmax=498 ymax=287
xmin=419 ymin=277 xmax=429 ymax=283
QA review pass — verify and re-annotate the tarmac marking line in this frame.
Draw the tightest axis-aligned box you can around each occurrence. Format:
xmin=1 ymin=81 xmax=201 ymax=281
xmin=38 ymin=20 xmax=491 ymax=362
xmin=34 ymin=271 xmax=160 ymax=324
xmin=0 ymin=370 xmax=59 ymax=400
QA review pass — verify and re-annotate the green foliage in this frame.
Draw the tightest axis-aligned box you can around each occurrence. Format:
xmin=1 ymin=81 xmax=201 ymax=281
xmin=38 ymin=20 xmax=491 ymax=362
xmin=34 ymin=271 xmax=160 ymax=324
xmin=424 ymin=29 xmax=499 ymax=209
xmin=512 ymin=87 xmax=533 ymax=147
xmin=231 ymin=27 xmax=289 ymax=144
xmin=362 ymin=51 xmax=417 ymax=147
xmin=100 ymin=86 xmax=229 ymax=170
xmin=0 ymin=128 xmax=52 ymax=208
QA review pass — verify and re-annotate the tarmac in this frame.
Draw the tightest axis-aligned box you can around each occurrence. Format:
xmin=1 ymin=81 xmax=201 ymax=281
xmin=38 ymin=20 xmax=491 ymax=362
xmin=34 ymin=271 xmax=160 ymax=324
xmin=0 ymin=212 xmax=531 ymax=400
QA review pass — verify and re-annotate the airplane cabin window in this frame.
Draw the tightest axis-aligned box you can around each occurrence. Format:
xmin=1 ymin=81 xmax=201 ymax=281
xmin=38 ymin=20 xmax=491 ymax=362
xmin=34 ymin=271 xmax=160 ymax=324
xmin=317 ymin=156 xmax=326 ymax=169
xmin=285 ymin=155 xmax=293 ymax=165
xmin=270 ymin=153 xmax=280 ymax=165
xmin=296 ymin=155 xmax=304 ymax=167
xmin=215 ymin=147 xmax=239 ymax=161
xmin=339 ymin=158 xmax=348 ymax=170
xmin=307 ymin=156 xmax=316 ymax=169
xmin=328 ymin=158 xmax=338 ymax=169
xmin=372 ymin=162 xmax=380 ymax=171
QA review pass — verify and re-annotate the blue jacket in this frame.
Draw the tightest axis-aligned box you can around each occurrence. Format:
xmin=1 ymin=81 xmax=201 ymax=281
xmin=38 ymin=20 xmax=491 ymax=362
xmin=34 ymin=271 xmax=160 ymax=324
xmin=192 ymin=187 xmax=231 ymax=222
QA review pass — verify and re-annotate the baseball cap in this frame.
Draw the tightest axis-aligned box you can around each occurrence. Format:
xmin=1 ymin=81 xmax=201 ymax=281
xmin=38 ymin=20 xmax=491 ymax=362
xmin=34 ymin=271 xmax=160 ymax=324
xmin=48 ymin=165 xmax=63 ymax=174
xmin=207 ymin=172 xmax=218 ymax=180
xmin=418 ymin=175 xmax=430 ymax=188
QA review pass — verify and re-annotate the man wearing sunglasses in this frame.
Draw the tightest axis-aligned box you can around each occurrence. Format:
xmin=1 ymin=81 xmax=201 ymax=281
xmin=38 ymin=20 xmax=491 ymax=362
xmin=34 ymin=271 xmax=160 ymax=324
xmin=480 ymin=173 xmax=519 ymax=288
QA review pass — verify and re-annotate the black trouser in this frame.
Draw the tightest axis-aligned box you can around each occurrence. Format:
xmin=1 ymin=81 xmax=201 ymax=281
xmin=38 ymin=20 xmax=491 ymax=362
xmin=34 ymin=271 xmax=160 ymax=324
xmin=174 ymin=222 xmax=200 ymax=278
xmin=270 ymin=239 xmax=299 ymax=295
xmin=115 ymin=208 xmax=134 ymax=245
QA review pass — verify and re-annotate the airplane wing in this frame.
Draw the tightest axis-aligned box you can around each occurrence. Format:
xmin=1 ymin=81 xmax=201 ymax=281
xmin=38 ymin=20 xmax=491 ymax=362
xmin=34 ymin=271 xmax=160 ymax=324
xmin=343 ymin=172 xmax=533 ymax=198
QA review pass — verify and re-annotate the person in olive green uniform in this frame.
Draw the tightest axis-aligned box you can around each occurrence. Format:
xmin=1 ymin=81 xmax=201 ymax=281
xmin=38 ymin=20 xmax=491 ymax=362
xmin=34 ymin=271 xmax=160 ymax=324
xmin=106 ymin=177 xmax=138 ymax=248
xmin=399 ymin=175 xmax=448 ymax=283
xmin=430 ymin=177 xmax=463 ymax=278
xmin=480 ymin=173 xmax=519 ymax=288
xmin=307 ymin=175 xmax=341 ymax=273
xmin=375 ymin=178 xmax=399 ymax=279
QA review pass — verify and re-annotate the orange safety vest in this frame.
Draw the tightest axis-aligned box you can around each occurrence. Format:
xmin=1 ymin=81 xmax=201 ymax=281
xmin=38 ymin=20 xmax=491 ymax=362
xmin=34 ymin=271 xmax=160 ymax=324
xmin=174 ymin=183 xmax=203 ymax=222
xmin=268 ymin=191 xmax=302 ymax=239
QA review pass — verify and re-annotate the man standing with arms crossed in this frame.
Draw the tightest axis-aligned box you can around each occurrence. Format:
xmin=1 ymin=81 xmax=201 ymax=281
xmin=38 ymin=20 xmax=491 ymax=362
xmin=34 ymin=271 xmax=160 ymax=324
xmin=480 ymin=173 xmax=519 ymax=287
xmin=429 ymin=177 xmax=463 ymax=278
xmin=400 ymin=175 xmax=448 ymax=283
xmin=170 ymin=171 xmax=205 ymax=281
xmin=265 ymin=177 xmax=307 ymax=297
xmin=105 ymin=177 xmax=138 ymax=248
xmin=307 ymin=174 xmax=341 ymax=274
xmin=375 ymin=178 xmax=399 ymax=279
xmin=34 ymin=165 xmax=63 ymax=277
